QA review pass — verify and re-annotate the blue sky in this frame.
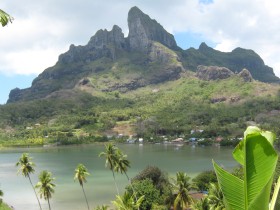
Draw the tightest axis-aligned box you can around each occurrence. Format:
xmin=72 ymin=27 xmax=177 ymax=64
xmin=0 ymin=74 xmax=35 ymax=104
xmin=1 ymin=0 xmax=280 ymax=104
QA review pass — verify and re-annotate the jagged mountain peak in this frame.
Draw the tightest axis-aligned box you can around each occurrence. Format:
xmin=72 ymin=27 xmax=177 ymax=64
xmin=198 ymin=42 xmax=211 ymax=51
xmin=57 ymin=24 xmax=126 ymax=64
xmin=6 ymin=7 xmax=279 ymax=103
xmin=128 ymin=6 xmax=177 ymax=51
xmin=87 ymin=25 xmax=125 ymax=50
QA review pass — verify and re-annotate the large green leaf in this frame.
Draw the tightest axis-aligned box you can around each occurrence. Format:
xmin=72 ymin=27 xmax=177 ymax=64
xmin=232 ymin=126 xmax=261 ymax=165
xmin=270 ymin=177 xmax=280 ymax=210
xmin=213 ymin=161 xmax=244 ymax=210
xmin=232 ymin=139 xmax=245 ymax=165
xmin=214 ymin=127 xmax=278 ymax=210
xmin=245 ymin=134 xmax=277 ymax=208
xmin=233 ymin=126 xmax=276 ymax=166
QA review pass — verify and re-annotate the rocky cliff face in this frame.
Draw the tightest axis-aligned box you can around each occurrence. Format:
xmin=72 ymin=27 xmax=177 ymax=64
xmin=87 ymin=25 xmax=126 ymax=50
xmin=238 ymin=68 xmax=253 ymax=82
xmin=196 ymin=65 xmax=233 ymax=80
xmin=183 ymin=42 xmax=279 ymax=83
xmin=59 ymin=25 xmax=126 ymax=64
xmin=127 ymin=6 xmax=177 ymax=52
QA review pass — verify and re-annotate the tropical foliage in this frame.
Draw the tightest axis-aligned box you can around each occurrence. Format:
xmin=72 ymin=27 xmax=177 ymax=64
xmin=213 ymin=126 xmax=279 ymax=210
xmin=74 ymin=163 xmax=91 ymax=210
xmin=35 ymin=170 xmax=55 ymax=210
xmin=94 ymin=205 xmax=109 ymax=210
xmin=192 ymin=170 xmax=217 ymax=191
xmin=190 ymin=197 xmax=208 ymax=210
xmin=112 ymin=191 xmax=144 ymax=210
xmin=0 ymin=9 xmax=12 ymax=27
xmin=131 ymin=165 xmax=173 ymax=208
xmin=2 ymin=75 xmax=280 ymax=148
xmin=127 ymin=179 xmax=161 ymax=210
xmin=173 ymin=172 xmax=193 ymax=210
xmin=99 ymin=143 xmax=120 ymax=194
xmin=16 ymin=153 xmax=42 ymax=210
xmin=207 ymin=182 xmax=225 ymax=210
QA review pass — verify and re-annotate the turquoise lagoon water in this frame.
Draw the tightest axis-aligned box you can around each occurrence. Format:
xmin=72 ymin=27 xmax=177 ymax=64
xmin=0 ymin=143 xmax=236 ymax=210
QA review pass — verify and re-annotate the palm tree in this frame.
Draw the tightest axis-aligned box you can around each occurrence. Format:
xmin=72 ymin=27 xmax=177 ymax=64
xmin=207 ymin=183 xmax=225 ymax=210
xmin=35 ymin=170 xmax=55 ymax=210
xmin=114 ymin=149 xmax=130 ymax=180
xmin=112 ymin=191 xmax=144 ymax=210
xmin=94 ymin=204 xmax=109 ymax=210
xmin=16 ymin=153 xmax=42 ymax=210
xmin=190 ymin=197 xmax=209 ymax=210
xmin=114 ymin=149 xmax=138 ymax=201
xmin=99 ymin=143 xmax=119 ymax=194
xmin=74 ymin=163 xmax=90 ymax=210
xmin=173 ymin=172 xmax=193 ymax=210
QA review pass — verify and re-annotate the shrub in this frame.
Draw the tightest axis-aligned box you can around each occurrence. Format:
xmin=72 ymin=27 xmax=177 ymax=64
xmin=192 ymin=170 xmax=217 ymax=191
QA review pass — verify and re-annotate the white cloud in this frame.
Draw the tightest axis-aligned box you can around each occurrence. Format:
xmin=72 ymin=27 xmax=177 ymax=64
xmin=2 ymin=47 xmax=62 ymax=75
xmin=1 ymin=0 xmax=280 ymax=77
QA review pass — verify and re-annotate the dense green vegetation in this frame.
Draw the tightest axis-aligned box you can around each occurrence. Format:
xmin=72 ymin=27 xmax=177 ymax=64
xmin=1 ymin=76 xmax=280 ymax=147
xmin=213 ymin=126 xmax=280 ymax=210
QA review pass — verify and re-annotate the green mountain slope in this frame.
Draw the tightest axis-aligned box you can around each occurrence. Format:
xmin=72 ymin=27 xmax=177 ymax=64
xmin=1 ymin=7 xmax=280 ymax=144
xmin=1 ymin=75 xmax=280 ymax=144
xmin=7 ymin=6 xmax=279 ymax=103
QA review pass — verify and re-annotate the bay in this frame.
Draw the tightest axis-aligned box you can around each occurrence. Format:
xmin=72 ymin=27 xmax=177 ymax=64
xmin=0 ymin=143 xmax=237 ymax=210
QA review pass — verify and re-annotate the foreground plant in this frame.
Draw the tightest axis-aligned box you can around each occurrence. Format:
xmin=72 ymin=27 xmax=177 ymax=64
xmin=0 ymin=9 xmax=13 ymax=27
xmin=16 ymin=153 xmax=42 ymax=210
xmin=94 ymin=204 xmax=109 ymax=210
xmin=112 ymin=191 xmax=144 ymax=210
xmin=207 ymin=182 xmax=225 ymax=210
xmin=74 ymin=163 xmax=90 ymax=210
xmin=35 ymin=170 xmax=55 ymax=210
xmin=173 ymin=172 xmax=193 ymax=210
xmin=190 ymin=197 xmax=208 ymax=210
xmin=213 ymin=126 xmax=280 ymax=210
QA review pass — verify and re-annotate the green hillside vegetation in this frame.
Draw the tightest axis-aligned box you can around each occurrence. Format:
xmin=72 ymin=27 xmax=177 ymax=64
xmin=1 ymin=74 xmax=280 ymax=146
xmin=2 ymin=6 xmax=280 ymax=146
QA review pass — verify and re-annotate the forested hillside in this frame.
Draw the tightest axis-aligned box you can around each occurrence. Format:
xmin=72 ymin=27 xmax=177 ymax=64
xmin=1 ymin=7 xmax=280 ymax=146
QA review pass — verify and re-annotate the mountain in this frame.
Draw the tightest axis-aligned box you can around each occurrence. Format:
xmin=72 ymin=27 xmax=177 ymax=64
xmin=7 ymin=6 xmax=279 ymax=103
xmin=2 ymin=7 xmax=280 ymax=144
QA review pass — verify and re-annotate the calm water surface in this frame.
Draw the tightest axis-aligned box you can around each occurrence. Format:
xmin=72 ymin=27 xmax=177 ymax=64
xmin=0 ymin=143 xmax=237 ymax=210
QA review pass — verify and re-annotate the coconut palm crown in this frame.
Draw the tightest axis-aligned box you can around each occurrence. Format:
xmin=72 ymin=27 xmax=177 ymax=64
xmin=74 ymin=163 xmax=91 ymax=210
xmin=35 ymin=170 xmax=55 ymax=210
xmin=16 ymin=153 xmax=42 ymax=210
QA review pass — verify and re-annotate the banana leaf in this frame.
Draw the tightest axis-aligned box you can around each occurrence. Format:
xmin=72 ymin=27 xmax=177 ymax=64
xmin=213 ymin=126 xmax=278 ymax=210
